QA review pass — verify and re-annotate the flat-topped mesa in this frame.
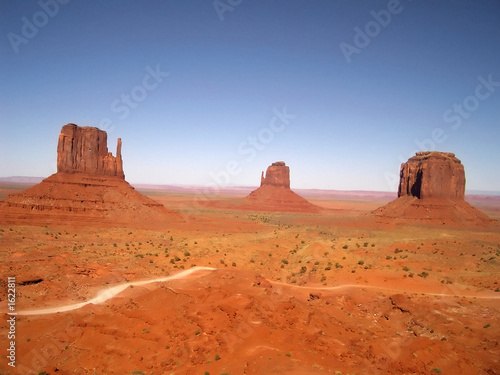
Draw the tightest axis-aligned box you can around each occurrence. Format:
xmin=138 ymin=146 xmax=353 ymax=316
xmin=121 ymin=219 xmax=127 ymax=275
xmin=260 ymin=161 xmax=290 ymax=188
xmin=57 ymin=124 xmax=124 ymax=179
xmin=398 ymin=151 xmax=465 ymax=200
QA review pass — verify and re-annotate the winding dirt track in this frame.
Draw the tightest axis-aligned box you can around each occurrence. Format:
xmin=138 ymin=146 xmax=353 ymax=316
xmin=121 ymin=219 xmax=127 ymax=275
xmin=9 ymin=267 xmax=216 ymax=316
xmin=7 ymin=267 xmax=500 ymax=316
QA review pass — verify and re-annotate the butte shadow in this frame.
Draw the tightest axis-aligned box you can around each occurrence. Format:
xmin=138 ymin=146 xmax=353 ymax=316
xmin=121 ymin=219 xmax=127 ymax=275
xmin=372 ymin=151 xmax=495 ymax=227
xmin=0 ymin=124 xmax=182 ymax=228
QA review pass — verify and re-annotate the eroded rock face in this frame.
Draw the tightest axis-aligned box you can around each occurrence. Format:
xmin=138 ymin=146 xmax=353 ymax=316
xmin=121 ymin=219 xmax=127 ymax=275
xmin=260 ymin=161 xmax=290 ymax=188
xmin=57 ymin=124 xmax=124 ymax=179
xmin=398 ymin=152 xmax=465 ymax=200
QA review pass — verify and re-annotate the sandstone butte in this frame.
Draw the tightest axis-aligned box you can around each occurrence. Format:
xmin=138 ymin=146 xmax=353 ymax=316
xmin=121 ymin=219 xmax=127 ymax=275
xmin=373 ymin=151 xmax=494 ymax=226
xmin=0 ymin=124 xmax=178 ymax=227
xmin=57 ymin=123 xmax=125 ymax=179
xmin=245 ymin=161 xmax=321 ymax=213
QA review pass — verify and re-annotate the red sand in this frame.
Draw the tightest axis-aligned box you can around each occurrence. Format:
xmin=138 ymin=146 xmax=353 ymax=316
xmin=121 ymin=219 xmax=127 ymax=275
xmin=0 ymin=186 xmax=499 ymax=374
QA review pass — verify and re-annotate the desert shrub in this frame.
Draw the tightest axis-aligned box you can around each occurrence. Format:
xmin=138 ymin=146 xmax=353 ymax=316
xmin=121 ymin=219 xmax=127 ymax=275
xmin=358 ymin=260 xmax=364 ymax=265
xmin=342 ymin=245 xmax=348 ymax=249
xmin=282 ymin=259 xmax=289 ymax=265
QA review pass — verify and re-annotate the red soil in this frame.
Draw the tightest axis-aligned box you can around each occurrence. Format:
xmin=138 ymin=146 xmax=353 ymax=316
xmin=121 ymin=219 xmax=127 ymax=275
xmin=0 ymin=173 xmax=181 ymax=228
xmin=0 ymin=186 xmax=499 ymax=374
xmin=202 ymin=185 xmax=322 ymax=213
xmin=372 ymin=196 xmax=495 ymax=227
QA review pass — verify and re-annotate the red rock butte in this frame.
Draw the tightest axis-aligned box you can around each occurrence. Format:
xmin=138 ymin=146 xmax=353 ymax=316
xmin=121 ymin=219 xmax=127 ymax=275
xmin=260 ymin=161 xmax=290 ymax=188
xmin=398 ymin=152 xmax=465 ymax=200
xmin=373 ymin=151 xmax=494 ymax=226
xmin=57 ymin=124 xmax=124 ymax=178
xmin=245 ymin=161 xmax=320 ymax=213
xmin=0 ymin=124 xmax=179 ymax=227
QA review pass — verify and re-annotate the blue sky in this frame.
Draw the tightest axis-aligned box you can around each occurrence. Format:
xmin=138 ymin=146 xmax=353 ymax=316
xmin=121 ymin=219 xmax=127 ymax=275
xmin=1 ymin=0 xmax=499 ymax=192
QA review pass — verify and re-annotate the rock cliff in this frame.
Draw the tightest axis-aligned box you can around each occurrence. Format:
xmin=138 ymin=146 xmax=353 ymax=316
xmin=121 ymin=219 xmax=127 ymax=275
xmin=0 ymin=124 xmax=179 ymax=227
xmin=260 ymin=161 xmax=290 ymax=188
xmin=57 ymin=124 xmax=124 ymax=179
xmin=398 ymin=152 xmax=465 ymax=200
xmin=246 ymin=162 xmax=320 ymax=213
xmin=373 ymin=151 xmax=493 ymax=226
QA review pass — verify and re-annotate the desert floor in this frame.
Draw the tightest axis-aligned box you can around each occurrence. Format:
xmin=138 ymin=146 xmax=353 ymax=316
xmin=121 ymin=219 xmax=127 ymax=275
xmin=1 ymin=186 xmax=499 ymax=375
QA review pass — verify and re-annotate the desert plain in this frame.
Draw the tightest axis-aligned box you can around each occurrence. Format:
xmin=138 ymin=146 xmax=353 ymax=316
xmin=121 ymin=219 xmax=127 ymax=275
xmin=1 ymin=181 xmax=499 ymax=375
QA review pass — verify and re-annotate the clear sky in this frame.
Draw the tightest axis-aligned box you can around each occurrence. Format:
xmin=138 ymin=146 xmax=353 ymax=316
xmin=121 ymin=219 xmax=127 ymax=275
xmin=1 ymin=1 xmax=499 ymax=192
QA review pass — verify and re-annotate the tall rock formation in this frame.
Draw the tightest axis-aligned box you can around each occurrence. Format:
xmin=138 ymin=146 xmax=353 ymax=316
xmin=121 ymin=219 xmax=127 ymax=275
xmin=246 ymin=162 xmax=320 ymax=213
xmin=373 ymin=151 xmax=493 ymax=226
xmin=0 ymin=124 xmax=179 ymax=227
xmin=57 ymin=124 xmax=124 ymax=178
xmin=260 ymin=161 xmax=290 ymax=188
xmin=398 ymin=152 xmax=465 ymax=200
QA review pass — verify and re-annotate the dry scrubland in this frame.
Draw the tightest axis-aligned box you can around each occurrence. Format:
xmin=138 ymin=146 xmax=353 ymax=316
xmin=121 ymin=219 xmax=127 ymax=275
xmin=1 ymin=186 xmax=499 ymax=375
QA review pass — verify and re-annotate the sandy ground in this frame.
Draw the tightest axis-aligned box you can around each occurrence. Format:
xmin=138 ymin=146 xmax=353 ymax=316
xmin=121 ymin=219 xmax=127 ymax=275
xmin=0 ymin=188 xmax=499 ymax=374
